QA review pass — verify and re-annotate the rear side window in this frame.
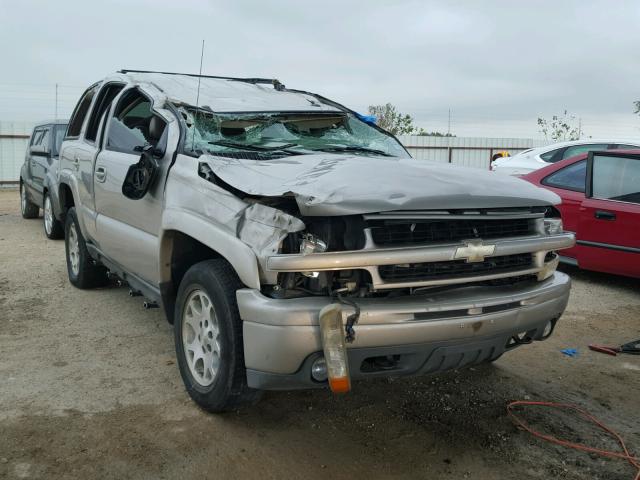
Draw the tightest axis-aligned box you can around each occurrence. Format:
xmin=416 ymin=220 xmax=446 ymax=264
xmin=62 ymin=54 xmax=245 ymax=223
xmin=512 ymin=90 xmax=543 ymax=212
xmin=66 ymin=85 xmax=98 ymax=138
xmin=540 ymin=148 xmax=560 ymax=162
xmin=85 ymin=83 xmax=125 ymax=142
xmin=614 ymin=144 xmax=640 ymax=150
xmin=40 ymin=127 xmax=51 ymax=151
xmin=542 ymin=160 xmax=587 ymax=192
xmin=591 ymin=155 xmax=640 ymax=204
xmin=30 ymin=128 xmax=43 ymax=146
xmin=562 ymin=144 xmax=608 ymax=160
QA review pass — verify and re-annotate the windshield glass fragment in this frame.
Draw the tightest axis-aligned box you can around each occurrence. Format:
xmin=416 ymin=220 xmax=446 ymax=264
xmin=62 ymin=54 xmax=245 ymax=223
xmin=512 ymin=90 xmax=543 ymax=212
xmin=179 ymin=108 xmax=409 ymax=158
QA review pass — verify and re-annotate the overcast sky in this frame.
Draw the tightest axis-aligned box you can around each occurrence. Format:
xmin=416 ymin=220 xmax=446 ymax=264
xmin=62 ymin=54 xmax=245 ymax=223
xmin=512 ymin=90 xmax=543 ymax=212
xmin=1 ymin=0 xmax=640 ymax=138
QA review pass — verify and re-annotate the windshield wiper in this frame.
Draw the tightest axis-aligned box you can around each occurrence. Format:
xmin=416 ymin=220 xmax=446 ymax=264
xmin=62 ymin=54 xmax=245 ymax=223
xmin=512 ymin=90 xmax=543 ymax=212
xmin=312 ymin=145 xmax=392 ymax=157
xmin=208 ymin=140 xmax=299 ymax=152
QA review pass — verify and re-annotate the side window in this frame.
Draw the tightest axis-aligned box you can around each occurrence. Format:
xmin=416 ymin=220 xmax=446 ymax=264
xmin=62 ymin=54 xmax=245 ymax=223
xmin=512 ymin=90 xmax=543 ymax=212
xmin=30 ymin=128 xmax=43 ymax=146
xmin=614 ymin=144 xmax=640 ymax=150
xmin=106 ymin=90 xmax=165 ymax=154
xmin=53 ymin=125 xmax=66 ymax=156
xmin=540 ymin=148 xmax=560 ymax=162
xmin=591 ymin=154 xmax=640 ymax=204
xmin=40 ymin=127 xmax=51 ymax=151
xmin=85 ymin=83 xmax=125 ymax=142
xmin=542 ymin=160 xmax=587 ymax=192
xmin=66 ymin=85 xmax=98 ymax=138
xmin=562 ymin=144 xmax=608 ymax=160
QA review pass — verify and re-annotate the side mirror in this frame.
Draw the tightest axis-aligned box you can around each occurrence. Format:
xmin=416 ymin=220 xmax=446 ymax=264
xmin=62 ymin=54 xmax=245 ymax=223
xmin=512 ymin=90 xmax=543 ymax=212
xmin=30 ymin=144 xmax=50 ymax=156
xmin=121 ymin=145 xmax=161 ymax=200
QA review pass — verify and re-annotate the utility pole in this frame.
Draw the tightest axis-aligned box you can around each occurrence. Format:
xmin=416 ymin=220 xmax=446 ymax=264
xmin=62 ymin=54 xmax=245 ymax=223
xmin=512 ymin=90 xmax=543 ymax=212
xmin=55 ymin=83 xmax=58 ymax=119
xmin=447 ymin=109 xmax=451 ymax=135
xmin=578 ymin=117 xmax=582 ymax=138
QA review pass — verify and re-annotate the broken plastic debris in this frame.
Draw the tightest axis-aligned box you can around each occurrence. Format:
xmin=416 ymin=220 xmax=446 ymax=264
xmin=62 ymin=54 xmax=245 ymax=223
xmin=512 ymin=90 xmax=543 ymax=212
xmin=560 ymin=348 xmax=579 ymax=357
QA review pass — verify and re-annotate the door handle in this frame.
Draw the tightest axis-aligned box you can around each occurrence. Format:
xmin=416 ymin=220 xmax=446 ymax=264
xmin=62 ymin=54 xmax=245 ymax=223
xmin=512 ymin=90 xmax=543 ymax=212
xmin=594 ymin=210 xmax=616 ymax=220
xmin=73 ymin=156 xmax=80 ymax=170
xmin=95 ymin=166 xmax=107 ymax=183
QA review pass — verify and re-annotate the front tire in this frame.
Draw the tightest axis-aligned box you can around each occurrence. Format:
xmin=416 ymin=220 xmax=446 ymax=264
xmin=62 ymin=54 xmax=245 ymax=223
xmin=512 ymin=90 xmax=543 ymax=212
xmin=174 ymin=259 xmax=260 ymax=412
xmin=43 ymin=192 xmax=64 ymax=239
xmin=64 ymin=207 xmax=108 ymax=288
xmin=20 ymin=183 xmax=39 ymax=219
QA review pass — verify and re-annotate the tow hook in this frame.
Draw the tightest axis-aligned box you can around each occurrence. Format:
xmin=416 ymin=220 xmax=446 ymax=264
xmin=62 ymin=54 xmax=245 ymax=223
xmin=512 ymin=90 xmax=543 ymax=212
xmin=318 ymin=304 xmax=351 ymax=394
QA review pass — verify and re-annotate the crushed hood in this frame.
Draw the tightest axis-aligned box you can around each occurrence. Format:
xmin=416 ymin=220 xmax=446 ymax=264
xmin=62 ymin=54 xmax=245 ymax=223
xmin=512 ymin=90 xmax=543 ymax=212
xmin=203 ymin=153 xmax=560 ymax=216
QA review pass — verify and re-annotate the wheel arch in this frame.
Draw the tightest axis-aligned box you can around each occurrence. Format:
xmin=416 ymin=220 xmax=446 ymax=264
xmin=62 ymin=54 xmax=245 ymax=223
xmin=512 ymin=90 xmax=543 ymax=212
xmin=57 ymin=182 xmax=75 ymax=220
xmin=158 ymin=211 xmax=261 ymax=324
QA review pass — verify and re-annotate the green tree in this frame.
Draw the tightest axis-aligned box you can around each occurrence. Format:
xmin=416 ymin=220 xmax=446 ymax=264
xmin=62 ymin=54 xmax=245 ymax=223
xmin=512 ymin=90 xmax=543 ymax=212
xmin=367 ymin=103 xmax=417 ymax=135
xmin=367 ymin=103 xmax=455 ymax=136
xmin=537 ymin=110 xmax=581 ymax=141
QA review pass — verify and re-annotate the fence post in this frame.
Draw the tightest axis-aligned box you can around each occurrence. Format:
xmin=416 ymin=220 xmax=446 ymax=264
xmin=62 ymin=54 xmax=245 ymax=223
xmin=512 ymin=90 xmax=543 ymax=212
xmin=447 ymin=147 xmax=452 ymax=164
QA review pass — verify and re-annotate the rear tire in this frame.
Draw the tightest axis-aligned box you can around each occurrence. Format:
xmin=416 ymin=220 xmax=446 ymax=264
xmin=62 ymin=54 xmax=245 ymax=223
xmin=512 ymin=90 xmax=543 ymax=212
xmin=64 ymin=207 xmax=108 ymax=288
xmin=174 ymin=259 xmax=261 ymax=413
xmin=43 ymin=192 xmax=64 ymax=239
xmin=20 ymin=183 xmax=39 ymax=219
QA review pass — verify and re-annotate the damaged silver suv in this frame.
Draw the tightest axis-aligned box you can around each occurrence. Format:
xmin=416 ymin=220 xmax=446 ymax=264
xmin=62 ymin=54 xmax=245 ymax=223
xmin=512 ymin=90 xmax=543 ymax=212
xmin=56 ymin=70 xmax=574 ymax=412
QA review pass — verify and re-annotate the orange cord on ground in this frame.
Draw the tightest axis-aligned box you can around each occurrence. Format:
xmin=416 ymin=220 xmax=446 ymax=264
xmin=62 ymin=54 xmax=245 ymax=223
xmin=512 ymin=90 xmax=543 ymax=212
xmin=507 ymin=401 xmax=640 ymax=480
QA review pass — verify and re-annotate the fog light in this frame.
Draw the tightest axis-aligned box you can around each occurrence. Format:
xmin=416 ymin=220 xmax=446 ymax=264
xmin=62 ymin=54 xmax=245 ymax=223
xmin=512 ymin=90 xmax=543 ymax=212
xmin=544 ymin=218 xmax=563 ymax=235
xmin=311 ymin=357 xmax=328 ymax=382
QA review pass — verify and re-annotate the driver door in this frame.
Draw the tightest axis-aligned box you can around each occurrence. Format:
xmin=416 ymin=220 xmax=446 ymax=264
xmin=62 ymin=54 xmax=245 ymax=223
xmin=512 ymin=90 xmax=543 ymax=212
xmin=93 ymin=88 xmax=169 ymax=285
xmin=577 ymin=151 xmax=640 ymax=277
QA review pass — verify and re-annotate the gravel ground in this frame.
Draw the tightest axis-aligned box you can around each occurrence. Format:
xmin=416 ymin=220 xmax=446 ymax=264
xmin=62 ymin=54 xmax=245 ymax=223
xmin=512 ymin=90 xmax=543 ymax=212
xmin=1 ymin=188 xmax=639 ymax=480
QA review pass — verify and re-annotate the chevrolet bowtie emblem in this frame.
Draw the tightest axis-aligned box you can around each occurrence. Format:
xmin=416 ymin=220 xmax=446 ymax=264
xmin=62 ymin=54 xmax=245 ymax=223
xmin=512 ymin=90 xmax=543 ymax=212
xmin=454 ymin=240 xmax=496 ymax=263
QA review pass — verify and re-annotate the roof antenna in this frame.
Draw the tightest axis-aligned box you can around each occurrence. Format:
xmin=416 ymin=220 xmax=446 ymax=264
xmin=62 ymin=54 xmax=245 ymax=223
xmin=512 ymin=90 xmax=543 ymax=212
xmin=191 ymin=39 xmax=205 ymax=152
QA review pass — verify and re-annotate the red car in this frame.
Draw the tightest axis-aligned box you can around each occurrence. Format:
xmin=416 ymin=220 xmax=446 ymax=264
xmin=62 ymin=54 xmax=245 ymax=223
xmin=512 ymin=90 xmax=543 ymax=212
xmin=522 ymin=150 xmax=640 ymax=278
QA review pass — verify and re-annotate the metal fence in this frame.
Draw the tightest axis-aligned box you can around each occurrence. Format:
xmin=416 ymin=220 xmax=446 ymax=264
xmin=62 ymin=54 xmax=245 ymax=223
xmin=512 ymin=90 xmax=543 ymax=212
xmin=0 ymin=124 xmax=549 ymax=185
xmin=0 ymin=121 xmax=34 ymax=186
xmin=398 ymin=135 xmax=548 ymax=170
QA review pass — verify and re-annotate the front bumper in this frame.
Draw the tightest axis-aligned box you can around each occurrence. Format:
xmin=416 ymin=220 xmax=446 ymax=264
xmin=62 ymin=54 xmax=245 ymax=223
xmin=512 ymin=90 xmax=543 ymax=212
xmin=238 ymin=272 xmax=571 ymax=390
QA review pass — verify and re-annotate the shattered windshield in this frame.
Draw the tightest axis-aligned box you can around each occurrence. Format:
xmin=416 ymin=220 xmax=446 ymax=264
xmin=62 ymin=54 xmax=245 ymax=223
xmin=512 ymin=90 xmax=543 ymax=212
xmin=180 ymin=109 xmax=409 ymax=158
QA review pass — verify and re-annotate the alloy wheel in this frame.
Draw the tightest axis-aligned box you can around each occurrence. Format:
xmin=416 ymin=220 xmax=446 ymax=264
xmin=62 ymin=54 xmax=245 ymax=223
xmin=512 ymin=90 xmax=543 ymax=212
xmin=182 ymin=289 xmax=221 ymax=387
xmin=67 ymin=223 xmax=80 ymax=276
xmin=44 ymin=195 xmax=53 ymax=235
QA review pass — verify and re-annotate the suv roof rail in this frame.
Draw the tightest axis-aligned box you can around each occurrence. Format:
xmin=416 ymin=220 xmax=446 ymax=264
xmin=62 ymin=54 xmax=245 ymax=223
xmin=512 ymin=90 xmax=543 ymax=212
xmin=118 ymin=69 xmax=286 ymax=90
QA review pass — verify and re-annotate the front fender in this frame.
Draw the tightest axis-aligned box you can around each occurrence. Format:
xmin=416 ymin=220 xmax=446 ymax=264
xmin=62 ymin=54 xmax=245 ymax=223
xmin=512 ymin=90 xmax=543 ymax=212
xmin=160 ymin=208 xmax=261 ymax=290
xmin=57 ymin=168 xmax=86 ymax=230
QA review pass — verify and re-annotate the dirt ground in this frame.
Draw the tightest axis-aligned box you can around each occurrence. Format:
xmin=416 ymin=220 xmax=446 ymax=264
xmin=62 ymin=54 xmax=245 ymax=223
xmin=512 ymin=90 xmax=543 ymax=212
xmin=0 ymin=188 xmax=638 ymax=480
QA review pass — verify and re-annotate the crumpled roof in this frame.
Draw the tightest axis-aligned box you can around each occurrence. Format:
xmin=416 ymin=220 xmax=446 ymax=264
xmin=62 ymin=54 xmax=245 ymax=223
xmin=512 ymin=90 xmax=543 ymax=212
xmin=121 ymin=72 xmax=341 ymax=113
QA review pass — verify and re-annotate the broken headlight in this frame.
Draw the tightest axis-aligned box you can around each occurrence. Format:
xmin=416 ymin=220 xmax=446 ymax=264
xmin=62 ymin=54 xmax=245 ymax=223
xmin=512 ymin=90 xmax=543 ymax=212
xmin=537 ymin=252 xmax=560 ymax=281
xmin=543 ymin=218 xmax=563 ymax=235
xmin=299 ymin=233 xmax=327 ymax=278
xmin=300 ymin=233 xmax=327 ymax=255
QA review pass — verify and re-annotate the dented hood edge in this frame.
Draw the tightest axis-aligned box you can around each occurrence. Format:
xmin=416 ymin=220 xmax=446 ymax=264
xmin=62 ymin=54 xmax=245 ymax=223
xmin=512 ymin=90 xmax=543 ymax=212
xmin=202 ymin=153 xmax=561 ymax=216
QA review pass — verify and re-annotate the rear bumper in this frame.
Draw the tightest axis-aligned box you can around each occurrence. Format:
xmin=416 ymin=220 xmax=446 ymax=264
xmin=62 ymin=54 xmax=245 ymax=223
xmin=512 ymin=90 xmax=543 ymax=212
xmin=238 ymin=272 xmax=571 ymax=390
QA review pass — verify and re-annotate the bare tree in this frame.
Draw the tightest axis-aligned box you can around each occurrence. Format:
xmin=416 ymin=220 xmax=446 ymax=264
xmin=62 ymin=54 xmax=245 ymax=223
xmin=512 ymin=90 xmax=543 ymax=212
xmin=537 ymin=110 xmax=581 ymax=142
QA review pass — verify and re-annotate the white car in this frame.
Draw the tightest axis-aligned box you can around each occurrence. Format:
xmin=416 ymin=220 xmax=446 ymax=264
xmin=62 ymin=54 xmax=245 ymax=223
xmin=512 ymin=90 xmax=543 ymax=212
xmin=492 ymin=139 xmax=640 ymax=176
